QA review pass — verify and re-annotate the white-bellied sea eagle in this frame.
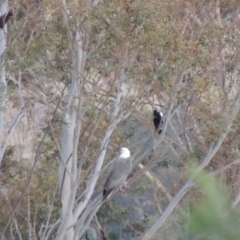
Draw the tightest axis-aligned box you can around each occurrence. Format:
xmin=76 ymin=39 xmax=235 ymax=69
xmin=103 ymin=147 xmax=132 ymax=199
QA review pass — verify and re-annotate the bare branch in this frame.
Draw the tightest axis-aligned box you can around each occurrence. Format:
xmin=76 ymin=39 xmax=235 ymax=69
xmin=142 ymin=96 xmax=240 ymax=239
xmin=0 ymin=105 xmax=25 ymax=164
xmin=142 ymin=180 xmax=194 ymax=240
xmin=138 ymin=163 xmax=172 ymax=202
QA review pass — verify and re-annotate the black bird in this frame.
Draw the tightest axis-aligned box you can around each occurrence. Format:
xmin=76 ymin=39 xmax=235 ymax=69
xmin=153 ymin=109 xmax=163 ymax=134
xmin=0 ymin=10 xmax=13 ymax=29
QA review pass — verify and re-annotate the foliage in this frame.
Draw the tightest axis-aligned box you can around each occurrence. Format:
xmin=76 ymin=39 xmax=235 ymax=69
xmin=184 ymin=171 xmax=240 ymax=240
xmin=1 ymin=0 xmax=240 ymax=239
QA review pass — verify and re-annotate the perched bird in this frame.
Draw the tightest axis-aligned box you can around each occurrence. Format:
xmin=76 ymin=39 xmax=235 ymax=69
xmin=0 ymin=10 xmax=13 ymax=29
xmin=153 ymin=109 xmax=163 ymax=134
xmin=103 ymin=147 xmax=132 ymax=199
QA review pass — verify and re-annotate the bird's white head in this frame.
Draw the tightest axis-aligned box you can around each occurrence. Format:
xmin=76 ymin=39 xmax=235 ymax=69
xmin=119 ymin=147 xmax=130 ymax=158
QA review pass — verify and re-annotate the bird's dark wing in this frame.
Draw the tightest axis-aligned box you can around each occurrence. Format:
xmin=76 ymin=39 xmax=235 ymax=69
xmin=153 ymin=110 xmax=161 ymax=128
xmin=153 ymin=110 xmax=164 ymax=134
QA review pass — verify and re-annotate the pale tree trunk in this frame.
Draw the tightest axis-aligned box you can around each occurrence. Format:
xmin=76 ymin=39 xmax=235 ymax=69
xmin=57 ymin=2 xmax=86 ymax=239
xmin=0 ymin=0 xmax=8 ymax=165
xmin=56 ymin=1 xmax=131 ymax=238
xmin=57 ymin=30 xmax=86 ymax=240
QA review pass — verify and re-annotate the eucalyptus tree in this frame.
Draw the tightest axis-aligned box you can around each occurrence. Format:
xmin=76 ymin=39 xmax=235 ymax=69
xmin=1 ymin=0 xmax=240 ymax=240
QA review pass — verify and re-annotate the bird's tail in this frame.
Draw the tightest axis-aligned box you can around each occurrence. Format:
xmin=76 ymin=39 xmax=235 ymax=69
xmin=102 ymin=188 xmax=113 ymax=200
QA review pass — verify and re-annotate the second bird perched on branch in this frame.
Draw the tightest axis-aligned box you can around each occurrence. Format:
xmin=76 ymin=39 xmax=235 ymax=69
xmin=153 ymin=109 xmax=163 ymax=134
xmin=0 ymin=10 xmax=13 ymax=29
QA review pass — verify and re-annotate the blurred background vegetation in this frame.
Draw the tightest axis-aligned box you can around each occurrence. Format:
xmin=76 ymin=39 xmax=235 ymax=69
xmin=1 ymin=0 xmax=240 ymax=239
